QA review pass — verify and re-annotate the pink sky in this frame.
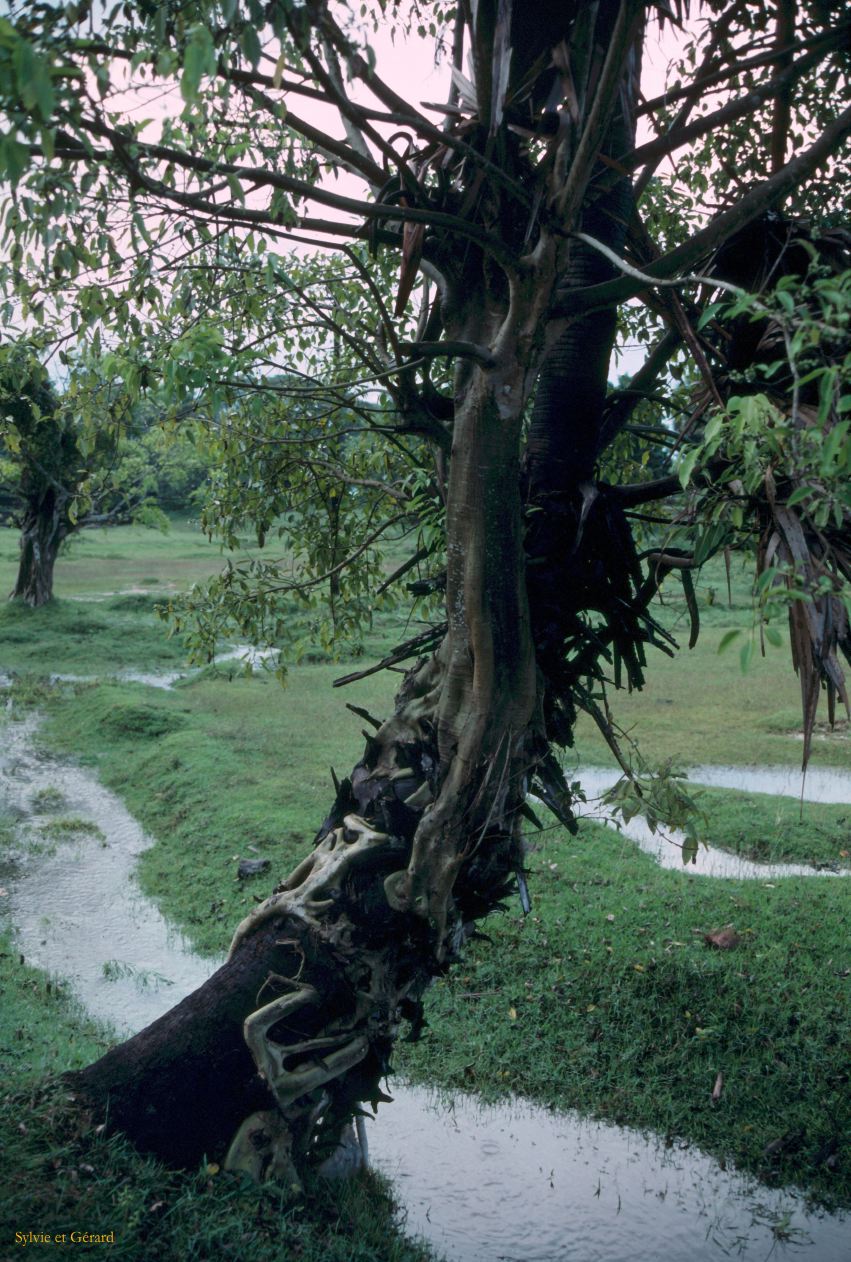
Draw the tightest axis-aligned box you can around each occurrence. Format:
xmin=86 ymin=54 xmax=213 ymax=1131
xmin=69 ymin=8 xmax=699 ymax=380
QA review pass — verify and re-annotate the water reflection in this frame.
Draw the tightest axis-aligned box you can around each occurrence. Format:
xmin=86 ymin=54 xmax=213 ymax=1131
xmin=369 ymin=1085 xmax=849 ymax=1262
xmin=0 ymin=713 xmax=217 ymax=1033
xmin=563 ymin=767 xmax=851 ymax=879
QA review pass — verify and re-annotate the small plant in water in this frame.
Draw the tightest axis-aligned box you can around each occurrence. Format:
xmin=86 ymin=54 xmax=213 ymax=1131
xmin=39 ymin=817 xmax=106 ymax=844
xmin=101 ymin=960 xmax=175 ymax=991
xmin=30 ymin=786 xmax=66 ymax=813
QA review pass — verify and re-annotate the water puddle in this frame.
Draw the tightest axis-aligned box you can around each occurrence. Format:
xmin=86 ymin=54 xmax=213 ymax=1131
xmin=687 ymin=764 xmax=851 ymax=805
xmin=0 ymin=713 xmax=217 ymax=1032
xmin=45 ymin=644 xmax=279 ymax=692
xmin=566 ymin=767 xmax=851 ymax=879
xmin=0 ymin=712 xmax=848 ymax=1259
xmin=369 ymin=1086 xmax=849 ymax=1262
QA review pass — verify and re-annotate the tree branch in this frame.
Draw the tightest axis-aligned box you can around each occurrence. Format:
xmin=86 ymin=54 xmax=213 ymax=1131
xmin=401 ymin=340 xmax=496 ymax=367
xmin=638 ymin=22 xmax=840 ymax=117
xmin=626 ymin=35 xmax=845 ymax=173
xmin=554 ymin=103 xmax=851 ymax=316
xmin=599 ymin=326 xmax=681 ymax=450
xmin=62 ymin=119 xmax=518 ymax=267
xmin=554 ymin=0 xmax=645 ymax=228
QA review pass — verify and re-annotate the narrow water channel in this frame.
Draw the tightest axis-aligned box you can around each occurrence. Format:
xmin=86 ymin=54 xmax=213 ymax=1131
xmin=47 ymin=644 xmax=279 ymax=691
xmin=0 ymin=708 xmax=847 ymax=1260
xmin=0 ymin=713 xmax=217 ymax=1030
xmin=567 ymin=766 xmax=851 ymax=879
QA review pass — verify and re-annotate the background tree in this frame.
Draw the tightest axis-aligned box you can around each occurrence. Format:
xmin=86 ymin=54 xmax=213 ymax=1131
xmin=0 ymin=0 xmax=849 ymax=1184
xmin=0 ymin=344 xmax=172 ymax=605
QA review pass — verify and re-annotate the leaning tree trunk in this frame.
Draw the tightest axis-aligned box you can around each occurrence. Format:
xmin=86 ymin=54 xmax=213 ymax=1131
xmin=69 ymin=292 xmax=545 ymax=1182
xmin=68 ymin=1 xmax=645 ymax=1185
xmin=10 ymin=492 xmax=68 ymax=607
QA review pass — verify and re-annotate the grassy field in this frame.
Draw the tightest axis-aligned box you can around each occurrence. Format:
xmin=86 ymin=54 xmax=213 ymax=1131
xmin=0 ymin=516 xmax=229 ymax=602
xmin=1 ymin=518 xmax=850 ymax=1239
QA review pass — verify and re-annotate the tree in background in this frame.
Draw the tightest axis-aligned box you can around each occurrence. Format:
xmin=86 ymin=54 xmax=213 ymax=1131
xmin=0 ymin=0 xmax=849 ymax=1183
xmin=0 ymin=344 xmax=172 ymax=604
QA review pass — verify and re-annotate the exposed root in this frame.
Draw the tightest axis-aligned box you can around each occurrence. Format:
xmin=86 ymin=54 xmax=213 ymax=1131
xmin=221 ymin=642 xmax=538 ymax=1181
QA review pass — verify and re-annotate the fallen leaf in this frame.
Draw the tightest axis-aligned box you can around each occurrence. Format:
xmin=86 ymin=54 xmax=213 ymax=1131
xmin=711 ymin=1071 xmax=724 ymax=1103
xmin=508 ymin=1007 xmax=517 ymax=1021
xmin=704 ymin=925 xmax=740 ymax=950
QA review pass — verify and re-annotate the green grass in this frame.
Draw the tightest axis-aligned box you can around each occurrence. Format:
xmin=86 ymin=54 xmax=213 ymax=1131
xmin=0 ymin=934 xmax=436 ymax=1262
xmin=0 ymin=515 xmax=413 ymax=676
xmin=14 ymin=670 xmax=849 ymax=1209
xmin=399 ymin=820 xmax=851 ymax=1210
xmin=694 ymin=786 xmax=851 ymax=868
xmin=1 ymin=523 xmax=850 ymax=1222
xmin=0 ymin=517 xmax=229 ymax=602
xmin=31 ymin=671 xmax=396 ymax=957
xmin=568 ymin=550 xmax=849 ymax=769
xmin=0 ymin=597 xmax=191 ymax=676
xmin=567 ymin=622 xmax=850 ymax=769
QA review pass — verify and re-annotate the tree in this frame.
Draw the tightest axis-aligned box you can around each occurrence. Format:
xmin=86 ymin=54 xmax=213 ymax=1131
xmin=0 ymin=0 xmax=849 ymax=1185
xmin=0 ymin=344 xmax=166 ymax=605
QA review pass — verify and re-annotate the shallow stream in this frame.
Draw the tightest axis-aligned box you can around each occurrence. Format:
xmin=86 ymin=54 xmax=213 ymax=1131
xmin=47 ymin=644 xmax=278 ymax=691
xmin=0 ymin=708 xmax=848 ymax=1260
xmin=568 ymin=765 xmax=851 ymax=879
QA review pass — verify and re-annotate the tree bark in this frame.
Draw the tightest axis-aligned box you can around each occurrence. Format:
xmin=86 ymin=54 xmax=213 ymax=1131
xmin=10 ymin=494 xmax=68 ymax=607
xmin=69 ymin=316 xmax=542 ymax=1175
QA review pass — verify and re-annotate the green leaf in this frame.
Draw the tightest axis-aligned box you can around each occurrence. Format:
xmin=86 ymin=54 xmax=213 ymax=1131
xmin=718 ymin=629 xmax=741 ymax=654
xmin=0 ymin=132 xmax=30 ymax=184
xmin=696 ymin=302 xmax=724 ymax=331
xmin=240 ymin=24 xmax=262 ymax=68
xmin=739 ymin=640 xmax=754 ymax=674
xmin=677 ymin=447 xmax=699 ymax=490
xmin=11 ymin=37 xmax=54 ymax=120
xmin=181 ymin=25 xmax=215 ymax=103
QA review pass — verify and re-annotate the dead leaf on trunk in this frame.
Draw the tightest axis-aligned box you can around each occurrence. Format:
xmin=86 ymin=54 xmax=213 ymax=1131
xmin=703 ymin=925 xmax=740 ymax=950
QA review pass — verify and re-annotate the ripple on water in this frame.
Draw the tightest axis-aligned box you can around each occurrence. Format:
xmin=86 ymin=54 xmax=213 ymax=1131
xmin=368 ymin=1085 xmax=850 ymax=1262
xmin=0 ymin=714 xmax=218 ymax=1034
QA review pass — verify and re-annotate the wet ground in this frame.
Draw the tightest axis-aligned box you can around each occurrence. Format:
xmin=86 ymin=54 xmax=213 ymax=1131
xmin=0 ymin=707 xmax=848 ymax=1261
